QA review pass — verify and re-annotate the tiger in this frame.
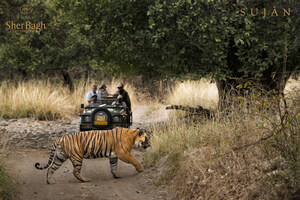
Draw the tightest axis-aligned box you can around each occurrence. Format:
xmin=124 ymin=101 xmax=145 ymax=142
xmin=35 ymin=127 xmax=150 ymax=184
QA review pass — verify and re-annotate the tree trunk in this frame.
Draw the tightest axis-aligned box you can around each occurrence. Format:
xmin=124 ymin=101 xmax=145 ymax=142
xmin=19 ymin=67 xmax=28 ymax=81
xmin=216 ymin=35 xmax=290 ymax=111
xmin=280 ymin=33 xmax=288 ymax=95
xmin=216 ymin=79 xmax=239 ymax=111
xmin=216 ymin=36 xmax=243 ymax=110
xmin=83 ymin=65 xmax=89 ymax=88
xmin=62 ymin=70 xmax=74 ymax=92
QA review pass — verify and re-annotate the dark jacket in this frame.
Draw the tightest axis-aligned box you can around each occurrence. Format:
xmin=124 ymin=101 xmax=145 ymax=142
xmin=119 ymin=89 xmax=131 ymax=111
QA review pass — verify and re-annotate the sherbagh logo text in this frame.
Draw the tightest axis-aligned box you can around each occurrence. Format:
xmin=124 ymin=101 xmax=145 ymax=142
xmin=6 ymin=21 xmax=46 ymax=33
xmin=5 ymin=5 xmax=46 ymax=33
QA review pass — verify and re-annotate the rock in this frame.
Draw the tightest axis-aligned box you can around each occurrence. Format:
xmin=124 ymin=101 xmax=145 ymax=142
xmin=4 ymin=118 xmax=84 ymax=149
xmin=0 ymin=121 xmax=8 ymax=126
xmin=187 ymin=181 xmax=193 ymax=185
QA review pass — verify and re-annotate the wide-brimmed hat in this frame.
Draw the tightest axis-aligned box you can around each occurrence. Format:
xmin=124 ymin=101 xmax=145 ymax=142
xmin=100 ymin=84 xmax=106 ymax=89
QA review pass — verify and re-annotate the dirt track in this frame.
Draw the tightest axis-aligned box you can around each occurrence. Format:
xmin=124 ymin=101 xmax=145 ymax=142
xmin=3 ymin=105 xmax=169 ymax=200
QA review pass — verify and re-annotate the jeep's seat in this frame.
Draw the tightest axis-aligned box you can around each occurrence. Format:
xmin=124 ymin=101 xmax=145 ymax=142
xmin=99 ymin=96 xmax=116 ymax=105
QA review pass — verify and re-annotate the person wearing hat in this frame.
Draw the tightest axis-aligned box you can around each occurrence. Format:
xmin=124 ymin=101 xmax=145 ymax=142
xmin=90 ymin=94 xmax=98 ymax=104
xmin=86 ymin=84 xmax=101 ymax=103
xmin=115 ymin=83 xmax=131 ymax=111
xmin=115 ymin=83 xmax=132 ymax=124
xmin=99 ymin=84 xmax=109 ymax=97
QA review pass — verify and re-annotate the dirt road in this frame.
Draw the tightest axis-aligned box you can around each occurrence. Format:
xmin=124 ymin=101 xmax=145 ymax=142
xmin=3 ymin=105 xmax=169 ymax=200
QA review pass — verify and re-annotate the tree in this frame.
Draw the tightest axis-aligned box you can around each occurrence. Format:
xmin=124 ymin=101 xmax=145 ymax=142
xmin=58 ymin=0 xmax=299 ymax=107
xmin=0 ymin=0 xmax=98 ymax=89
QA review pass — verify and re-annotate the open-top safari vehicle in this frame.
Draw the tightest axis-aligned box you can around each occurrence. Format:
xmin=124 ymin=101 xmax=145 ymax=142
xmin=79 ymin=95 xmax=132 ymax=131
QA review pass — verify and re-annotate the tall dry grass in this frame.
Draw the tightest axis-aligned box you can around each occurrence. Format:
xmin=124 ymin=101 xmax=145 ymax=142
xmin=0 ymin=79 xmax=137 ymax=120
xmin=144 ymin=78 xmax=300 ymax=200
xmin=166 ymin=79 xmax=219 ymax=109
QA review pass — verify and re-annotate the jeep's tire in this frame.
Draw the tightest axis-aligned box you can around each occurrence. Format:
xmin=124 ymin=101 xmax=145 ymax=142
xmin=91 ymin=107 xmax=112 ymax=128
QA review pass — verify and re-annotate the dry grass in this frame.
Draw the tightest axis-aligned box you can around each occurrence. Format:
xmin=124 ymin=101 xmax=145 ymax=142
xmin=284 ymin=76 xmax=300 ymax=98
xmin=145 ymin=105 xmax=266 ymax=199
xmin=0 ymin=79 xmax=137 ymax=120
xmin=166 ymin=79 xmax=219 ymax=109
xmin=144 ymin=78 xmax=300 ymax=200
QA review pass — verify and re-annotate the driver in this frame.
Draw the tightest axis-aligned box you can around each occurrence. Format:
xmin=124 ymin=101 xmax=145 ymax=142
xmin=90 ymin=94 xmax=98 ymax=104
xmin=86 ymin=84 xmax=101 ymax=103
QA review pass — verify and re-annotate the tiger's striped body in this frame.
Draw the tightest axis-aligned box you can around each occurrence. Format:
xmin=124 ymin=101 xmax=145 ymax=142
xmin=35 ymin=127 xmax=150 ymax=184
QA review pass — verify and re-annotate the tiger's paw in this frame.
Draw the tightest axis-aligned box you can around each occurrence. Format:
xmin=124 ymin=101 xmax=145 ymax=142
xmin=47 ymin=178 xmax=55 ymax=184
xmin=112 ymin=173 xmax=121 ymax=178
xmin=137 ymin=168 xmax=144 ymax=173
xmin=82 ymin=178 xmax=91 ymax=182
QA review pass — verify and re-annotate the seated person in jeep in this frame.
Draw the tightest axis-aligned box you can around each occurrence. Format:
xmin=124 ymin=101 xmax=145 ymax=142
xmin=86 ymin=84 xmax=101 ymax=103
xmin=99 ymin=84 xmax=109 ymax=97
xmin=90 ymin=94 xmax=98 ymax=104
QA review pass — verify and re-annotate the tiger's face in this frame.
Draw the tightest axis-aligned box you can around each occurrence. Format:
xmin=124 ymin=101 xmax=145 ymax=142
xmin=134 ymin=129 xmax=151 ymax=149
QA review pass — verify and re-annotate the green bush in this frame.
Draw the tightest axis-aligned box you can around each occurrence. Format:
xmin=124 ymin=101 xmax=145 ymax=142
xmin=0 ymin=160 xmax=13 ymax=200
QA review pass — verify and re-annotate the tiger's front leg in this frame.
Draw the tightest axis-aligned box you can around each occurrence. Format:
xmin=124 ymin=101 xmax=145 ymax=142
xmin=119 ymin=153 xmax=144 ymax=173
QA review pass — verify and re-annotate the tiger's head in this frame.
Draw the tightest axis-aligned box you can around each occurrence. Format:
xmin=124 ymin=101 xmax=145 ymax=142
xmin=134 ymin=128 xmax=151 ymax=149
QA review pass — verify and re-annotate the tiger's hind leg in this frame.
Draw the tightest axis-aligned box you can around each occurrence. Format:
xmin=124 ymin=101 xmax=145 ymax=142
xmin=70 ymin=156 xmax=91 ymax=182
xmin=47 ymin=150 xmax=68 ymax=184
xmin=109 ymin=157 xmax=120 ymax=178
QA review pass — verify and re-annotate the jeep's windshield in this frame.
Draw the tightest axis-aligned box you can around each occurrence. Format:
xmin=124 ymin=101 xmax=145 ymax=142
xmin=106 ymin=107 xmax=123 ymax=115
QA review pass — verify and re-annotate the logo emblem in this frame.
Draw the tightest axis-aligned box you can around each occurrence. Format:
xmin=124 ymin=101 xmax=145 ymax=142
xmin=20 ymin=5 xmax=33 ymax=15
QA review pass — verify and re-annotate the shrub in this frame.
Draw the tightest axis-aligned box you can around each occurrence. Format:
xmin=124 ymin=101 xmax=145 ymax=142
xmin=145 ymin=81 xmax=300 ymax=199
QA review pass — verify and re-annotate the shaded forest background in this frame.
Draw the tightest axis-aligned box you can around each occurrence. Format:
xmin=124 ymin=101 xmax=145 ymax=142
xmin=0 ymin=0 xmax=299 ymax=98
xmin=0 ymin=1 xmax=299 ymax=199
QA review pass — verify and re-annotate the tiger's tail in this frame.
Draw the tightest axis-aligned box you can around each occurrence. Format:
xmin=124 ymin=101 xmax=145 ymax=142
xmin=35 ymin=138 xmax=59 ymax=170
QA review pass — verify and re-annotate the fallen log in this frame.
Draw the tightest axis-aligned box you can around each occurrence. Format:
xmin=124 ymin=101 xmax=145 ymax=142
xmin=166 ymin=105 xmax=213 ymax=119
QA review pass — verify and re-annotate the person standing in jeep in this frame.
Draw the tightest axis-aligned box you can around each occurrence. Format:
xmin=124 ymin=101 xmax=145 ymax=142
xmin=116 ymin=83 xmax=131 ymax=111
xmin=116 ymin=83 xmax=132 ymax=124
xmin=99 ymin=84 xmax=109 ymax=97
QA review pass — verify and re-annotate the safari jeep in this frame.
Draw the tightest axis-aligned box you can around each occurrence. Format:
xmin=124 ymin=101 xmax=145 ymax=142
xmin=79 ymin=96 xmax=132 ymax=131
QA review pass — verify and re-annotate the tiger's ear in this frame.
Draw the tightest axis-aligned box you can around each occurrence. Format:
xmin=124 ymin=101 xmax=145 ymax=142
xmin=137 ymin=128 xmax=143 ymax=136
